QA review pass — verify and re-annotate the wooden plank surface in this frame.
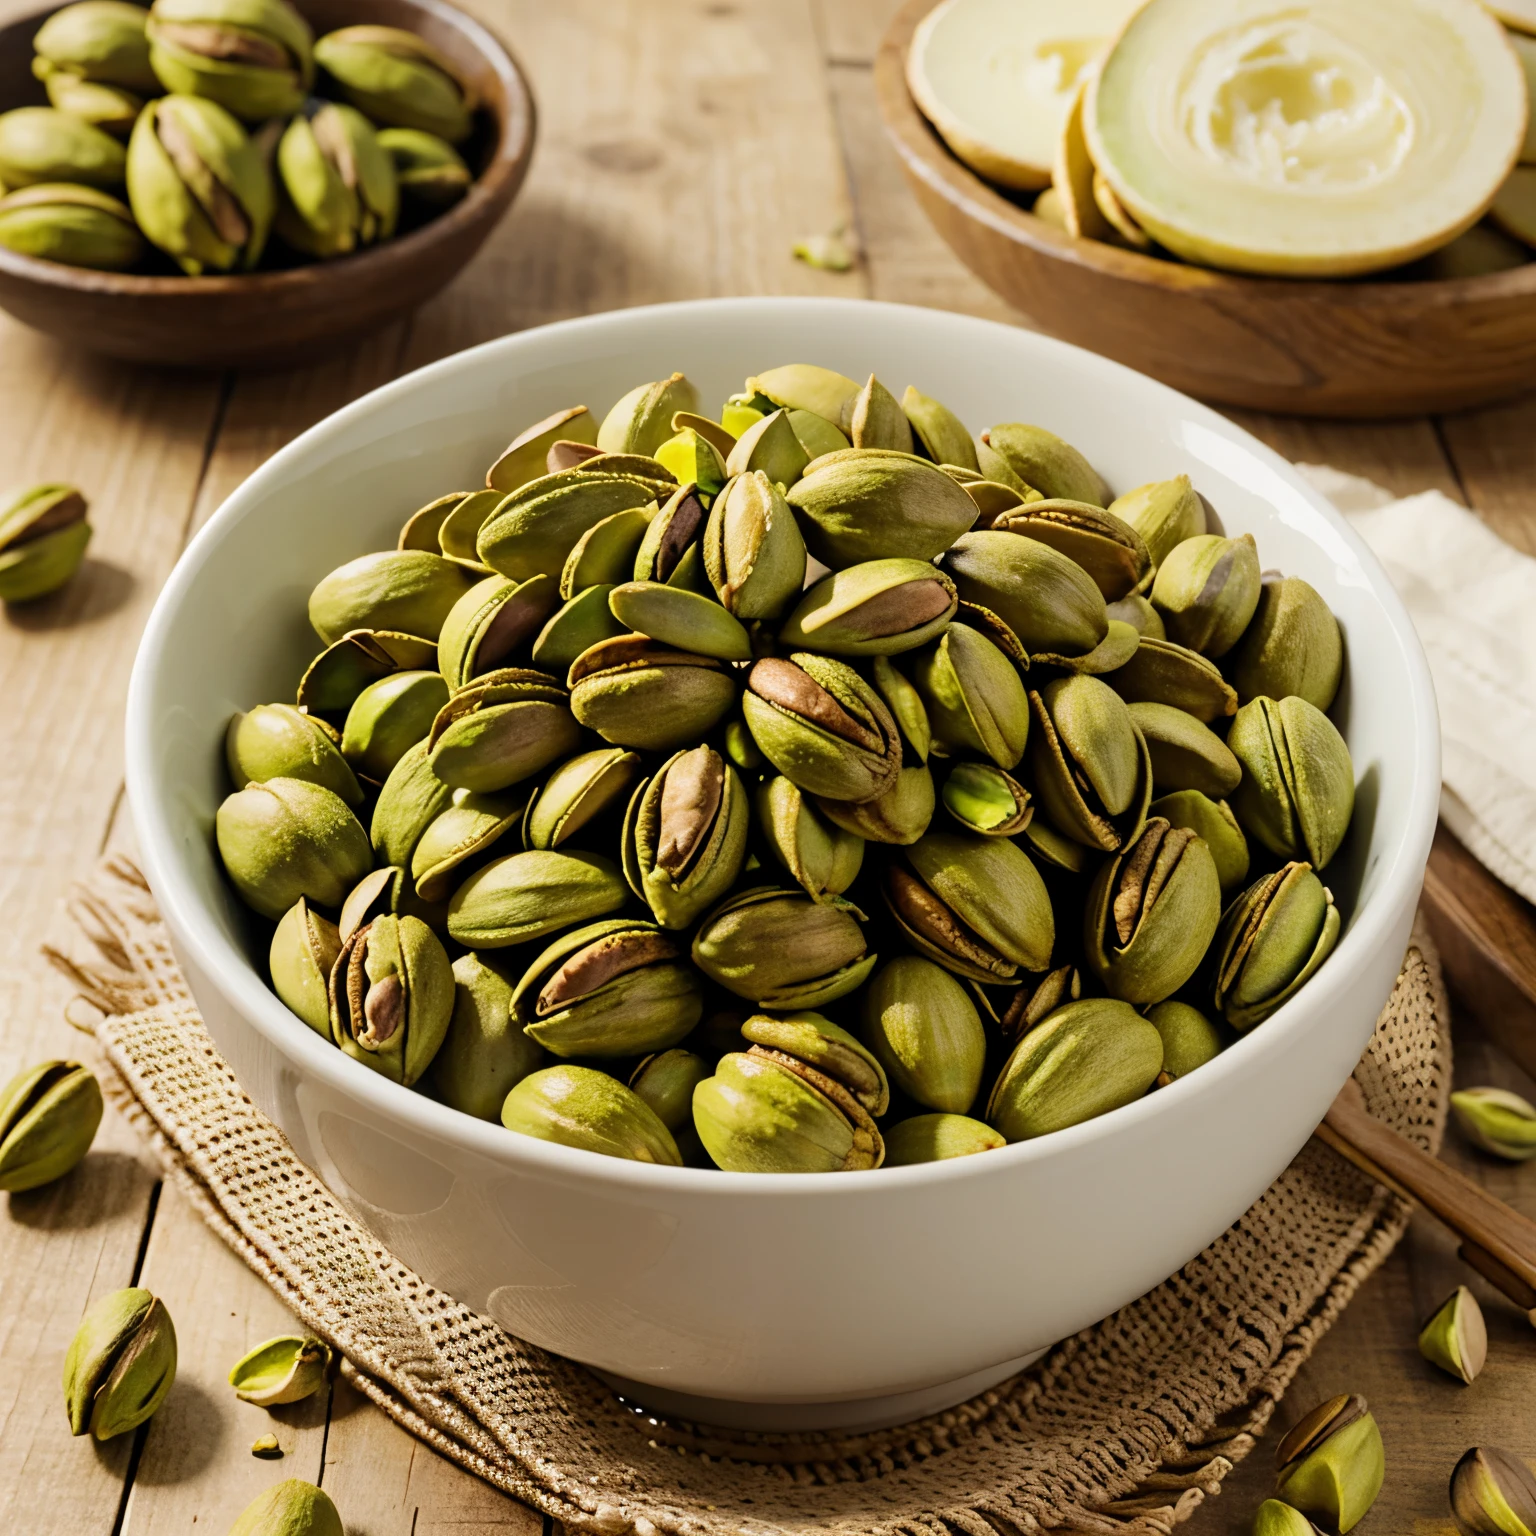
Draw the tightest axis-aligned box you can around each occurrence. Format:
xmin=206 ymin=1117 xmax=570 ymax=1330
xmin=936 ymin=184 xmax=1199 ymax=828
xmin=1 ymin=0 xmax=1534 ymax=1532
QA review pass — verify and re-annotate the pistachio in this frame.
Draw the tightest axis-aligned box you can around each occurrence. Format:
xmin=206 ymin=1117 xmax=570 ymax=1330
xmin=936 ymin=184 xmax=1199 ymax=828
xmin=608 ymin=579 xmax=752 ymax=661
xmin=911 ymin=620 xmax=1029 ymax=769
xmin=369 ymin=737 xmax=452 ymax=868
xmin=849 ymin=374 xmax=914 ymax=453
xmin=338 ymin=863 xmax=442 ymax=940
xmin=975 ymin=436 xmax=1035 ymax=496
xmin=33 ymin=2 xmax=157 ymax=92
xmin=448 ymin=848 xmax=627 ymax=949
xmin=562 ymin=507 xmax=653 ymax=595
xmin=755 ymin=774 xmax=864 ymax=902
xmin=1149 ymin=790 xmax=1249 ymax=894
xmin=217 ymin=777 xmax=372 ymax=920
xmin=871 ymin=654 xmax=931 ymax=761
xmin=329 ymin=913 xmax=453 ymax=1085
xmin=787 ymin=448 xmax=979 ymax=566
xmin=227 ymin=1479 xmax=344 ymax=1536
xmin=633 ymin=481 xmax=706 ymax=585
xmin=520 ymin=747 xmax=638 ymax=853
xmin=427 ymin=666 xmax=581 ymax=793
xmin=42 ymin=72 xmax=141 ymax=138
xmin=1027 ymin=675 xmax=1152 ymax=851
xmin=987 ymin=998 xmax=1163 ymax=1141
xmin=1274 ymin=1394 xmax=1385 ymax=1534
xmin=437 ymin=574 xmax=557 ymax=688
xmin=657 ymin=426 xmax=729 ymax=498
xmin=1212 ymin=862 xmax=1340 ymax=1031
xmin=1150 ymin=532 xmax=1261 ymax=657
xmin=1227 ymin=574 xmax=1344 ymax=711
xmin=746 ymin=363 xmax=861 ymax=430
xmin=944 ymin=529 xmax=1108 ymax=662
xmin=703 ymin=469 xmax=808 ymax=621
xmin=486 ymin=407 xmax=597 ymax=494
xmin=427 ymin=951 xmax=544 ymax=1120
xmin=1228 ymin=695 xmax=1355 ymax=870
xmin=883 ymin=1112 xmax=1003 ymax=1165
xmin=568 ymin=635 xmax=738 ymax=752
xmin=1106 ymin=636 xmax=1236 ymax=722
xmin=630 ymin=1049 xmax=711 ymax=1133
xmin=0 ymin=1060 xmax=103 ymax=1191
xmin=250 ymin=1433 xmax=282 ymax=1458
xmin=476 ymin=468 xmax=657 ymax=584
xmin=1450 ymin=1086 xmax=1536 ymax=1161
xmin=147 ymin=0 xmax=313 ymax=120
xmin=340 ymin=670 xmax=448 ymax=782
xmin=1127 ymin=700 xmax=1241 ymax=798
xmin=901 ymin=385 xmax=979 ymax=471
xmin=0 ymin=182 xmax=143 ymax=270
xmin=1418 ymin=1286 xmax=1487 ymax=1384
xmin=1106 ymin=592 xmax=1164 ymax=638
xmin=63 ymin=1286 xmax=177 ymax=1439
xmin=980 ymin=423 xmax=1110 ymax=506
xmin=0 ymin=104 xmax=125 ymax=188
xmin=378 ymin=125 xmax=469 ymax=210
xmin=882 ymin=831 xmax=1054 ymax=983
xmin=511 ymin=918 xmax=703 ymax=1058
xmin=999 ymin=964 xmax=1080 ymax=1040
xmin=1147 ymin=1000 xmax=1223 ymax=1082
xmin=1450 ymin=1447 xmax=1536 ymax=1536
xmin=225 ymin=702 xmax=361 ymax=804
xmin=862 ymin=955 xmax=986 ymax=1112
xmin=228 ymin=1335 xmax=330 ymax=1405
xmin=409 ymin=787 xmax=526 ymax=900
xmin=501 ymin=1064 xmax=682 ymax=1164
xmin=725 ymin=407 xmax=811 ymax=487
xmin=743 ymin=652 xmax=902 ymax=803
xmin=817 ymin=762 xmax=935 ymax=846
xmin=592 ymin=372 xmax=700 ymax=457
xmin=297 ymin=628 xmax=435 ymax=718
xmin=944 ymin=466 xmax=1038 ymax=525
xmin=1108 ymin=476 xmax=1204 ymax=572
xmin=269 ymin=898 xmax=341 ymax=1037
xmin=940 ymin=761 xmax=1031 ymax=836
xmin=398 ymin=489 xmax=471 ymax=553
xmin=0 ymin=483 xmax=92 ymax=602
xmin=1251 ymin=1500 xmax=1327 ymax=1536
xmin=990 ymin=499 xmax=1150 ymax=601
xmin=691 ymin=886 xmax=875 ymax=1009
xmin=778 ymin=558 xmax=957 ymax=656
xmin=314 ymin=24 xmax=470 ymax=141
xmin=273 ymin=99 xmax=398 ymax=258
xmin=530 ymin=585 xmax=628 ymax=671
xmin=309 ymin=549 xmax=472 ymax=645
xmin=786 ymin=407 xmax=851 ymax=461
xmin=1084 ymin=817 xmax=1222 ymax=1005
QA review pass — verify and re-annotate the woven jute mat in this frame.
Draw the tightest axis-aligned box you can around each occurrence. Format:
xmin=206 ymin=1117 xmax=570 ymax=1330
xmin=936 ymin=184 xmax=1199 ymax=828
xmin=45 ymin=855 xmax=1449 ymax=1536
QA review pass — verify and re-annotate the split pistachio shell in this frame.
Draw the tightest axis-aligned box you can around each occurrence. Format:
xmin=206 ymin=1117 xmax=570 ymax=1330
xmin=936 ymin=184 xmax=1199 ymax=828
xmin=657 ymin=427 xmax=728 ymax=498
xmin=437 ymin=488 xmax=501 ymax=566
xmin=633 ymin=481 xmax=706 ymax=585
xmin=883 ymin=1112 xmax=1003 ymax=1165
xmin=309 ymin=549 xmax=472 ymax=645
xmin=147 ymin=0 xmax=313 ymax=121
xmin=269 ymin=898 xmax=342 ymax=1037
xmin=704 ymin=469 xmax=807 ymax=621
xmin=225 ymin=702 xmax=361 ymax=804
xmin=1000 ymin=964 xmax=1081 ymax=1041
xmin=1150 ymin=790 xmax=1249 ymax=893
xmin=314 ymin=23 xmax=470 ymax=141
xmin=437 ymin=573 xmax=558 ymax=688
xmin=1227 ymin=574 xmax=1344 ymax=711
xmin=409 ymin=787 xmax=526 ymax=900
xmin=630 ymin=1049 xmax=711 ymax=1133
xmin=1228 ymin=695 xmax=1355 ymax=870
xmin=725 ymin=407 xmax=811 ymax=486
xmin=63 ymin=1286 xmax=177 ymax=1439
xmin=379 ymin=125 xmax=469 ymax=209
xmin=228 ymin=1479 xmax=344 ymax=1536
xmin=502 ymin=1064 xmax=682 ymax=1164
xmin=511 ymin=918 xmax=702 ymax=1058
xmin=911 ymin=621 xmax=1029 ymax=769
xmin=1274 ymin=1394 xmax=1385 ymax=1534
xmin=1450 ymin=1086 xmax=1536 ymax=1160
xmin=370 ymin=737 xmax=453 ymax=868
xmin=0 ymin=182 xmax=143 ymax=270
xmin=778 ymin=558 xmax=957 ymax=656
xmin=448 ymin=848 xmax=627 ymax=949
xmin=1106 ymin=592 xmax=1164 ymax=638
xmin=1251 ymin=1500 xmax=1327 ymax=1536
xmin=428 ymin=952 xmax=544 ymax=1119
xmin=0 ymin=104 xmax=126 ymax=188
xmin=608 ymin=579 xmax=752 ymax=661
xmin=987 ymin=998 xmax=1163 ymax=1141
xmin=817 ymin=763 xmax=936 ymax=846
xmin=1212 ymin=862 xmax=1340 ymax=1031
xmin=563 ymin=507 xmax=652 ymax=594
xmin=1147 ymin=1001 xmax=1223 ymax=1081
xmin=1418 ymin=1286 xmax=1487 ymax=1384
xmin=1127 ymin=700 xmax=1241 ymax=798
xmin=849 ymin=374 xmax=914 ymax=453
xmin=398 ymin=489 xmax=469 ymax=552
xmin=567 ymin=635 xmax=738 ymax=751
xmin=901 ymin=385 xmax=978 ymax=471
xmin=990 ymin=499 xmax=1150 ymax=602
xmin=787 ymin=448 xmax=980 ymax=566
xmin=217 ymin=777 xmax=372 ymax=920
xmin=882 ymin=831 xmax=1054 ymax=983
xmin=524 ymin=746 xmax=642 ymax=851
xmin=298 ymin=628 xmax=435 ymax=718
xmin=229 ymin=1335 xmax=330 ymax=1405
xmin=940 ymin=761 xmax=1031 ymax=836
xmin=34 ymin=2 xmax=157 ymax=92
xmin=1105 ymin=636 xmax=1236 ymax=722
xmin=531 ymin=584 xmax=627 ymax=671
xmin=1450 ymin=1447 xmax=1536 ymax=1536
xmin=475 ymin=468 xmax=658 ymax=584
xmin=871 ymin=655 xmax=931 ymax=762
xmin=596 ymin=373 xmax=701 ymax=457
xmin=341 ymin=669 xmax=448 ymax=782
xmin=274 ymin=99 xmax=397 ymax=259
xmin=0 ymin=1060 xmax=103 ymax=1191
xmin=1084 ymin=817 xmax=1222 ymax=1005
xmin=0 ymin=484 xmax=91 ymax=602
xmin=1150 ymin=532 xmax=1261 ymax=658
xmin=329 ymin=913 xmax=453 ymax=1085
xmin=691 ymin=886 xmax=874 ymax=1009
xmin=427 ymin=666 xmax=581 ymax=794
xmin=746 ymin=363 xmax=861 ymax=429
xmin=1109 ymin=476 xmax=1204 ymax=572
xmin=980 ymin=423 xmax=1109 ymax=506
xmin=337 ymin=863 xmax=444 ymax=941
xmin=755 ymin=774 xmax=864 ymax=902
xmin=486 ymin=406 xmax=596 ymax=494
xmin=861 ymin=955 xmax=985 ymax=1113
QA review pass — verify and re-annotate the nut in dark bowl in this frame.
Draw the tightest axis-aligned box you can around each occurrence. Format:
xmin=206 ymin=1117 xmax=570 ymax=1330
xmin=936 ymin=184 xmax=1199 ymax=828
xmin=0 ymin=0 xmax=534 ymax=366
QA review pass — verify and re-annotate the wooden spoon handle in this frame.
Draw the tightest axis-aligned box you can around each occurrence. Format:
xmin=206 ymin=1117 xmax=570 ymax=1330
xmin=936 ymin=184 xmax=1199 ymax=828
xmin=1319 ymin=1077 xmax=1536 ymax=1305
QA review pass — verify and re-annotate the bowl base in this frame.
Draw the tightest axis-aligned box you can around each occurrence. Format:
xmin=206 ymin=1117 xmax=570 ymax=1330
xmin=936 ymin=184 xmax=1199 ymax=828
xmin=593 ymin=1349 xmax=1048 ymax=1433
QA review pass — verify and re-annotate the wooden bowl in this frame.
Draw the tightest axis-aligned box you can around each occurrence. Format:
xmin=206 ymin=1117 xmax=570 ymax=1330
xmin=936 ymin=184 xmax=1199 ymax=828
xmin=877 ymin=0 xmax=1536 ymax=418
xmin=0 ymin=0 xmax=535 ymax=368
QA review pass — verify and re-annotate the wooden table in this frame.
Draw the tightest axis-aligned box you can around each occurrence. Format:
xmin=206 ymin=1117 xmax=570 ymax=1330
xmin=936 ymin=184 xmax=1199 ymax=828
xmin=3 ymin=0 xmax=1535 ymax=1530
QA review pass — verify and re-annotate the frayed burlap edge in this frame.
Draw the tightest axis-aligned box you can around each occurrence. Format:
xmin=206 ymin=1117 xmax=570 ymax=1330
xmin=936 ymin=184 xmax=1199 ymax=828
xmin=44 ymin=855 xmax=1449 ymax=1536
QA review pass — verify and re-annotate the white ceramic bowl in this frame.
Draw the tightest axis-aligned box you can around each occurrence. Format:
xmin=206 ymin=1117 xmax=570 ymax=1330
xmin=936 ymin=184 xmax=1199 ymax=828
xmin=126 ymin=298 xmax=1439 ymax=1433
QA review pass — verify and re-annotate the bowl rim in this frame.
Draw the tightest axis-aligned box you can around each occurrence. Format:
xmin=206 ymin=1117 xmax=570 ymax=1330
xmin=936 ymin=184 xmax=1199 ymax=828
xmin=0 ymin=0 xmax=534 ymax=298
xmin=125 ymin=294 xmax=1442 ymax=1197
xmin=877 ymin=0 xmax=1536 ymax=308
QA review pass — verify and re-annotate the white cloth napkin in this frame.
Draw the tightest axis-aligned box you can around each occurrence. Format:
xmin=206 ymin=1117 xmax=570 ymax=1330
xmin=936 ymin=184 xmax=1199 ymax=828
xmin=1298 ymin=462 xmax=1536 ymax=905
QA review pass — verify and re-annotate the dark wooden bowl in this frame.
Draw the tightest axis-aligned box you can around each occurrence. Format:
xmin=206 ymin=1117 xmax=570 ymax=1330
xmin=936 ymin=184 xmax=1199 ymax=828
xmin=877 ymin=0 xmax=1536 ymax=418
xmin=0 ymin=0 xmax=534 ymax=368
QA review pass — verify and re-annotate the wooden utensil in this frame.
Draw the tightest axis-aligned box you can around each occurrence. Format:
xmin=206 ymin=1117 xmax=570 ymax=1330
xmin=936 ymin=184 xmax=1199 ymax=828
xmin=0 ymin=0 xmax=535 ymax=368
xmin=874 ymin=0 xmax=1536 ymax=418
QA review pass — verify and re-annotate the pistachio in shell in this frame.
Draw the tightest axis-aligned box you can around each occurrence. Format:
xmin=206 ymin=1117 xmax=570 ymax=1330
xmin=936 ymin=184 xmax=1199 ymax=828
xmin=901 ymin=385 xmax=978 ymax=471
xmin=1150 ymin=532 xmax=1261 ymax=658
xmin=427 ymin=665 xmax=582 ymax=794
xmin=428 ymin=951 xmax=545 ymax=1121
xmin=447 ymin=848 xmax=628 ymax=950
xmin=1149 ymin=789 xmax=1249 ymax=894
xmin=523 ymin=745 xmax=642 ymax=852
xmin=1449 ymin=1086 xmax=1536 ymax=1161
xmin=228 ymin=1481 xmax=343 ymax=1536
xmin=940 ymin=761 xmax=1031 ymax=836
xmin=33 ymin=1 xmax=157 ymax=92
xmin=273 ymin=99 xmax=397 ymax=259
xmin=817 ymin=763 xmax=936 ymax=846
xmin=475 ymin=468 xmax=658 ymax=584
xmin=269 ymin=897 xmax=342 ymax=1037
xmin=597 ymin=372 xmax=700 ymax=457
xmin=1147 ymin=1000 xmax=1223 ymax=1083
xmin=883 ymin=1112 xmax=1003 ymax=1165
xmin=1273 ymin=1394 xmax=1385 ymax=1534
xmin=568 ymin=635 xmax=738 ymax=753
xmin=0 ymin=182 xmax=143 ymax=270
xmin=225 ymin=701 xmax=361 ymax=803
xmin=1108 ymin=475 xmax=1204 ymax=572
xmin=437 ymin=573 xmax=558 ymax=688
xmin=910 ymin=620 xmax=1029 ymax=769
xmin=313 ymin=22 xmax=471 ymax=141
xmin=0 ymin=1059 xmax=104 ymax=1192
xmin=308 ymin=548 xmax=473 ymax=646
xmin=861 ymin=954 xmax=986 ymax=1113
xmin=778 ymin=558 xmax=957 ymax=656
xmin=1418 ymin=1286 xmax=1487 ymax=1384
xmin=501 ymin=1064 xmax=682 ymax=1165
xmin=755 ymin=773 xmax=864 ymax=902
xmin=979 ymin=423 xmax=1109 ymax=506
xmin=328 ymin=913 xmax=454 ymax=1085
xmin=608 ymin=579 xmax=752 ymax=661
xmin=1105 ymin=636 xmax=1236 ymax=722
xmin=703 ymin=469 xmax=807 ymax=621
xmin=379 ymin=125 xmax=470 ymax=210
xmin=0 ymin=104 xmax=125 ymax=189
xmin=1450 ymin=1447 xmax=1536 ymax=1536
xmin=228 ymin=1335 xmax=331 ymax=1406
xmin=340 ymin=669 xmax=448 ymax=782
xmin=1226 ymin=573 xmax=1344 ymax=711
xmin=989 ymin=499 xmax=1150 ymax=601
xmin=146 ymin=0 xmax=314 ymax=121
xmin=1126 ymin=700 xmax=1241 ymax=799
xmin=63 ymin=1286 xmax=177 ymax=1439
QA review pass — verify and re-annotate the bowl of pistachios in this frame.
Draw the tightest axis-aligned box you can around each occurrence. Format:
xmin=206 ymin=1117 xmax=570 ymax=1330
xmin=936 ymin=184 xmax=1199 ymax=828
xmin=125 ymin=296 xmax=1439 ymax=1431
xmin=0 ymin=0 xmax=533 ymax=366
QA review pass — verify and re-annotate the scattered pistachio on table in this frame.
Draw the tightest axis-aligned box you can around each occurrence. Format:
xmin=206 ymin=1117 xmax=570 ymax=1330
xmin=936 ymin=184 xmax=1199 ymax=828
xmin=63 ymin=1285 xmax=177 ymax=1439
xmin=0 ymin=1058 xmax=102 ymax=1190
xmin=228 ymin=1479 xmax=344 ymax=1536
xmin=1273 ymin=1394 xmax=1385 ymax=1534
xmin=1450 ymin=1086 xmax=1536 ymax=1161
xmin=1418 ymin=1287 xmax=1488 ymax=1386
xmin=1450 ymin=1446 xmax=1536 ymax=1536
xmin=229 ymin=1334 xmax=332 ymax=1405
xmin=211 ymin=362 xmax=1360 ymax=1171
xmin=0 ymin=483 xmax=91 ymax=603
xmin=250 ymin=1432 xmax=283 ymax=1458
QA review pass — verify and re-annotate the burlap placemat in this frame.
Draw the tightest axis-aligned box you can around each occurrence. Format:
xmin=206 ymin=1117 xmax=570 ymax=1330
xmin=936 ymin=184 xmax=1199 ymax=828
xmin=45 ymin=855 xmax=1449 ymax=1536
